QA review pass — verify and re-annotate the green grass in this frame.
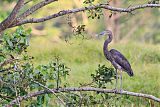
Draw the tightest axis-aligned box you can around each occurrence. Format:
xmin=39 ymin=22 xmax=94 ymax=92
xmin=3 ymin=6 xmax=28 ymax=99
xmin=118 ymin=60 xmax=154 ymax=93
xmin=28 ymin=37 xmax=160 ymax=106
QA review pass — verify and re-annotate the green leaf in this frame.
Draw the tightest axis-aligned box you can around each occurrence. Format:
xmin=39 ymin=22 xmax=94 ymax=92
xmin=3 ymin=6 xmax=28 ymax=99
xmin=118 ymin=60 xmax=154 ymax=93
xmin=37 ymin=95 xmax=44 ymax=106
xmin=44 ymin=94 xmax=49 ymax=107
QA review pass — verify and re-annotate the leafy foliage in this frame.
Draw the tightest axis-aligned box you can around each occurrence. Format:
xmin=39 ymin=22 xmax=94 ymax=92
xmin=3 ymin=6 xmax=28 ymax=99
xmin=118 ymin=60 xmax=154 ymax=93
xmin=0 ymin=27 xmax=117 ymax=106
xmin=0 ymin=0 xmax=160 ymax=106
xmin=63 ymin=65 xmax=117 ymax=106
xmin=0 ymin=26 xmax=158 ymax=106
xmin=2 ymin=26 xmax=31 ymax=54
xmin=83 ymin=0 xmax=103 ymax=19
xmin=87 ymin=7 xmax=103 ymax=19
xmin=73 ymin=24 xmax=86 ymax=37
xmin=91 ymin=64 xmax=116 ymax=88
xmin=0 ymin=27 xmax=70 ymax=106
xmin=83 ymin=0 xmax=95 ymax=4
xmin=64 ymin=92 xmax=116 ymax=106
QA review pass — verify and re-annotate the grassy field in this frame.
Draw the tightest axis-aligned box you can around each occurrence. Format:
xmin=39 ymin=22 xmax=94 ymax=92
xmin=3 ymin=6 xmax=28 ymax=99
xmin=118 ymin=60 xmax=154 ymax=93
xmin=28 ymin=36 xmax=160 ymax=106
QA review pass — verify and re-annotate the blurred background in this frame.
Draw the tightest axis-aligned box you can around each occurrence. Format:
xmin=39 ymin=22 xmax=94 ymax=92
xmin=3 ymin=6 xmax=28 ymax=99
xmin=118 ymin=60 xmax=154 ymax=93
xmin=0 ymin=0 xmax=160 ymax=105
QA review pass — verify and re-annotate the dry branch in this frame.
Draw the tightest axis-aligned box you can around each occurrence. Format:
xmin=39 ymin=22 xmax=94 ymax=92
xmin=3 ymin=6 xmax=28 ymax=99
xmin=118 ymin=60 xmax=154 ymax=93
xmin=6 ymin=87 xmax=160 ymax=106
xmin=0 ymin=57 xmax=18 ymax=67
xmin=32 ymin=80 xmax=65 ymax=106
xmin=10 ymin=3 xmax=160 ymax=27
xmin=0 ymin=1 xmax=159 ymax=32
xmin=0 ymin=0 xmax=24 ymax=32
xmin=14 ymin=0 xmax=58 ymax=24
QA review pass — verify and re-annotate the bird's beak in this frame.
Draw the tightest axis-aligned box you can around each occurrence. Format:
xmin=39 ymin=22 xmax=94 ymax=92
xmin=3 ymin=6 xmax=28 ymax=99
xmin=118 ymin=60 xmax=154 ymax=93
xmin=95 ymin=31 xmax=107 ymax=38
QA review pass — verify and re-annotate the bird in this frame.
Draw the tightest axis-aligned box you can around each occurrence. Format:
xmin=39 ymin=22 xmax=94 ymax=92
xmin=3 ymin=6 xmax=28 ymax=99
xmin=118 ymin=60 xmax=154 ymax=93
xmin=96 ymin=30 xmax=133 ymax=91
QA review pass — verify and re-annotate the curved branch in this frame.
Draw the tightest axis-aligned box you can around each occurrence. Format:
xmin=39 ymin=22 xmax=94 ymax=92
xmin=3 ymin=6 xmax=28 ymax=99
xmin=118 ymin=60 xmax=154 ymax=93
xmin=6 ymin=87 xmax=160 ymax=106
xmin=10 ymin=3 xmax=160 ymax=27
xmin=14 ymin=0 xmax=58 ymax=23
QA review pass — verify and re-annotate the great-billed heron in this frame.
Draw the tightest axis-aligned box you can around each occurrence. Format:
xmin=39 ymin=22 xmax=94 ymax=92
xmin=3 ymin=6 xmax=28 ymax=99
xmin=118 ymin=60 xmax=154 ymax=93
xmin=97 ymin=30 xmax=134 ymax=91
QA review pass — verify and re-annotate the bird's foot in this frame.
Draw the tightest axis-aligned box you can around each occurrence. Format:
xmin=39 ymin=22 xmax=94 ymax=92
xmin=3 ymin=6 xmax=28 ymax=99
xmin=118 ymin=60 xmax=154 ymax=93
xmin=120 ymin=89 xmax=123 ymax=92
xmin=112 ymin=88 xmax=118 ymax=93
xmin=112 ymin=88 xmax=123 ymax=93
xmin=117 ymin=89 xmax=123 ymax=94
xmin=112 ymin=88 xmax=123 ymax=99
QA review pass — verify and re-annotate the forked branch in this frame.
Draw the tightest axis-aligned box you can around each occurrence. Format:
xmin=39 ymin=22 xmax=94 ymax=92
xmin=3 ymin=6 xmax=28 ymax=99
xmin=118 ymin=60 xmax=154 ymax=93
xmin=10 ymin=3 xmax=160 ymax=27
xmin=14 ymin=0 xmax=58 ymax=23
xmin=0 ymin=0 xmax=24 ymax=32
xmin=0 ymin=1 xmax=160 ymax=33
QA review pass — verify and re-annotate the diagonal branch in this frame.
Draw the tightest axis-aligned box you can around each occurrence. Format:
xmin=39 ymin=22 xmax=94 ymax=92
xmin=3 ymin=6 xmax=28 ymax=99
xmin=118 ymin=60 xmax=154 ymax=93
xmin=5 ymin=87 xmax=160 ymax=106
xmin=10 ymin=3 xmax=160 ymax=27
xmin=32 ymin=80 xmax=65 ymax=106
xmin=0 ymin=56 xmax=19 ymax=67
xmin=13 ymin=0 xmax=58 ymax=24
xmin=0 ymin=0 xmax=24 ymax=32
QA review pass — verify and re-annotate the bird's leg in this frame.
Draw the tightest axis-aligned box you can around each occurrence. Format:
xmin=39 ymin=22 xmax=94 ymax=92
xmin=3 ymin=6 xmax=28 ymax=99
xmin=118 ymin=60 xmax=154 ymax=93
xmin=113 ymin=69 xmax=118 ymax=94
xmin=116 ymin=70 xmax=123 ymax=99
xmin=115 ymin=69 xmax=118 ymax=91
xmin=120 ymin=70 xmax=123 ymax=95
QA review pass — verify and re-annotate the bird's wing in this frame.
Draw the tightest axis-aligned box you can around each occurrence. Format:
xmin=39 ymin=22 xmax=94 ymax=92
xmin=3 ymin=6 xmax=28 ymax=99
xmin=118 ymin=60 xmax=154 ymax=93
xmin=110 ymin=49 xmax=133 ymax=76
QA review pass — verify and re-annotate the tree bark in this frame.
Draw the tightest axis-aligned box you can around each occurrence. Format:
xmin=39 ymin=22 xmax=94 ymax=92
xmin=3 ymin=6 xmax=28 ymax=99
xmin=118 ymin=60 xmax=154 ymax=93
xmin=6 ymin=87 xmax=160 ymax=106
xmin=0 ymin=1 xmax=159 ymax=34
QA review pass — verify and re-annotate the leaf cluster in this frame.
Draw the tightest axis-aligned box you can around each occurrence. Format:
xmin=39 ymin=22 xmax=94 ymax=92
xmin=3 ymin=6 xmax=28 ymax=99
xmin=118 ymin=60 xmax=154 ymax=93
xmin=73 ymin=24 xmax=86 ymax=36
xmin=87 ymin=7 xmax=103 ymax=19
xmin=0 ymin=27 xmax=119 ymax=106
xmin=2 ymin=26 xmax=31 ymax=54
xmin=91 ymin=64 xmax=116 ymax=88
xmin=64 ymin=92 xmax=116 ymax=106
xmin=83 ymin=0 xmax=95 ymax=4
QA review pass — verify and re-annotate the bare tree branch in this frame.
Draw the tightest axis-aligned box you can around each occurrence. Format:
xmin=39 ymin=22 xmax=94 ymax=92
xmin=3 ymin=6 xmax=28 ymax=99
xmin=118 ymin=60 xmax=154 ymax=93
xmin=5 ymin=87 xmax=160 ymax=106
xmin=10 ymin=3 xmax=160 ymax=27
xmin=13 ymin=0 xmax=58 ymax=24
xmin=32 ymin=80 xmax=66 ymax=106
xmin=0 ymin=2 xmax=159 ymax=33
xmin=0 ymin=0 xmax=24 ymax=32
xmin=0 ymin=58 xmax=18 ymax=67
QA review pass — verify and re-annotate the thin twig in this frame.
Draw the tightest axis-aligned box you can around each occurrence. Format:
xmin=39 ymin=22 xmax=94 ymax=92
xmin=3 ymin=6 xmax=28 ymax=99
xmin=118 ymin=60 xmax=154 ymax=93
xmin=14 ymin=73 xmax=21 ymax=107
xmin=0 ymin=67 xmax=14 ymax=72
xmin=32 ymin=80 xmax=66 ymax=106
xmin=0 ymin=94 xmax=13 ymax=100
xmin=0 ymin=58 xmax=18 ymax=67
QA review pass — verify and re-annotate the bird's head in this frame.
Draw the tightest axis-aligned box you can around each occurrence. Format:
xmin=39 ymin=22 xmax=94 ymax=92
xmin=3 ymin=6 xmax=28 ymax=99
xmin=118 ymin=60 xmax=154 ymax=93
xmin=96 ymin=29 xmax=112 ymax=38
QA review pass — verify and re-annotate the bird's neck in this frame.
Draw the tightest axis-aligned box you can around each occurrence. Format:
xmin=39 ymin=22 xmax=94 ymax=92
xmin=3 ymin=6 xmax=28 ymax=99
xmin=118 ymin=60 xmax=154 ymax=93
xmin=103 ymin=33 xmax=112 ymax=52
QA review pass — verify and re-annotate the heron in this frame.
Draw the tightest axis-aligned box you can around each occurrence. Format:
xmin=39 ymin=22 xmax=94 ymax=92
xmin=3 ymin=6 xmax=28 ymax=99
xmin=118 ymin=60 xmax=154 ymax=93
xmin=97 ymin=30 xmax=134 ymax=91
